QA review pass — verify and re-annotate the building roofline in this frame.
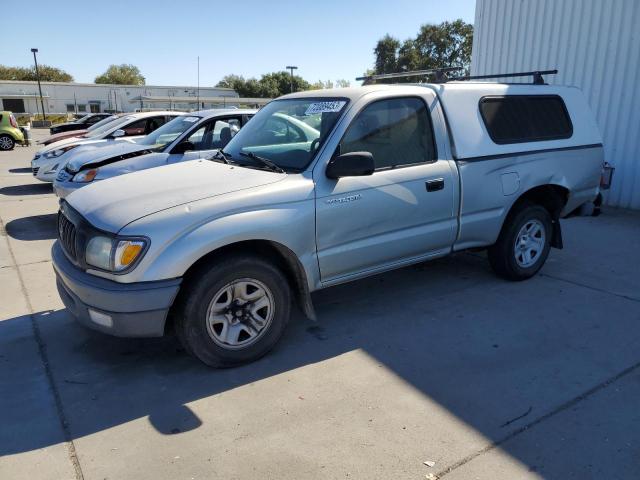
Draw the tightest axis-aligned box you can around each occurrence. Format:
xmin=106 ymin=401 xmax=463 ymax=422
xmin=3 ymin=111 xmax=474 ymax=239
xmin=0 ymin=79 xmax=236 ymax=91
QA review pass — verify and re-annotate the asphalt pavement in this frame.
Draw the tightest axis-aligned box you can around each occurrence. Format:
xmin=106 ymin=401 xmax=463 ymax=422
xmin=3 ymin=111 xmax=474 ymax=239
xmin=1 ymin=129 xmax=639 ymax=480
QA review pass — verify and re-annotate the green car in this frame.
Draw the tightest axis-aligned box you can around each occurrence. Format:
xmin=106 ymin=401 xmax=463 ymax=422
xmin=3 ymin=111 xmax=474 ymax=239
xmin=0 ymin=111 xmax=25 ymax=150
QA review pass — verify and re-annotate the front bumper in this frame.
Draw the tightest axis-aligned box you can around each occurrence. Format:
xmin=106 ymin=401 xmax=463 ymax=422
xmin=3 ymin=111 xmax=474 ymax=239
xmin=32 ymin=159 xmax=60 ymax=182
xmin=52 ymin=242 xmax=182 ymax=337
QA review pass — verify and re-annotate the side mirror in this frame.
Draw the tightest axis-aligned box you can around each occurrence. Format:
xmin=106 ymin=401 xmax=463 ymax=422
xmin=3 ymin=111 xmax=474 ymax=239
xmin=326 ymin=152 xmax=374 ymax=179
xmin=172 ymin=141 xmax=195 ymax=154
xmin=111 ymin=129 xmax=125 ymax=138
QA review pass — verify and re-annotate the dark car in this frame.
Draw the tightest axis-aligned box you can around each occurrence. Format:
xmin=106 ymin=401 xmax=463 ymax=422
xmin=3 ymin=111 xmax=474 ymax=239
xmin=49 ymin=113 xmax=112 ymax=135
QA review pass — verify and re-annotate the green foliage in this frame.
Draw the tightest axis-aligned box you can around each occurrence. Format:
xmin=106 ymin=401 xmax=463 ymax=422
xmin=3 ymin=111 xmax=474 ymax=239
xmin=372 ymin=19 xmax=473 ymax=81
xmin=0 ymin=64 xmax=74 ymax=82
xmin=310 ymin=79 xmax=351 ymax=89
xmin=95 ymin=64 xmax=145 ymax=85
xmin=216 ymin=71 xmax=312 ymax=98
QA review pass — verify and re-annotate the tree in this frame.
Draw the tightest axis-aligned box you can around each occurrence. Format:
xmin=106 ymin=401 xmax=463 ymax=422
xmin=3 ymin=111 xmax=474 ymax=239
xmin=374 ymin=34 xmax=401 ymax=75
xmin=311 ymin=79 xmax=351 ymax=89
xmin=216 ymin=71 xmax=312 ymax=98
xmin=372 ymin=20 xmax=473 ymax=82
xmin=95 ymin=64 xmax=145 ymax=85
xmin=0 ymin=64 xmax=74 ymax=82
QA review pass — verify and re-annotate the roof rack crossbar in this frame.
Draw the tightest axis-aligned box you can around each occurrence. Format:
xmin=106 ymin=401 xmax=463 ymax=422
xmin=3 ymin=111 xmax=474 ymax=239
xmin=448 ymin=69 xmax=558 ymax=85
xmin=356 ymin=67 xmax=464 ymax=84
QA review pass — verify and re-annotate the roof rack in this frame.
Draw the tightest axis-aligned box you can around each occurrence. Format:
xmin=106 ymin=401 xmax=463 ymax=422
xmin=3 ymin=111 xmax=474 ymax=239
xmin=447 ymin=69 xmax=558 ymax=85
xmin=356 ymin=67 xmax=464 ymax=85
xmin=356 ymin=68 xmax=558 ymax=85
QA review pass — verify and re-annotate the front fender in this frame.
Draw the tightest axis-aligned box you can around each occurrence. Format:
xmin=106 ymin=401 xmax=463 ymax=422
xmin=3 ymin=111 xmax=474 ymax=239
xmin=120 ymin=201 xmax=319 ymax=290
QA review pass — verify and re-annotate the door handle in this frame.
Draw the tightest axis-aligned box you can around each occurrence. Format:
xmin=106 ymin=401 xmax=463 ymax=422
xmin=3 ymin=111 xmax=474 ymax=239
xmin=426 ymin=178 xmax=445 ymax=192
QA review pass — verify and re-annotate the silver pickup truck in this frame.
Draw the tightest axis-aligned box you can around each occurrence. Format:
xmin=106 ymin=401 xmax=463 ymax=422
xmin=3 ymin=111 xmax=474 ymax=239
xmin=52 ymin=80 xmax=604 ymax=367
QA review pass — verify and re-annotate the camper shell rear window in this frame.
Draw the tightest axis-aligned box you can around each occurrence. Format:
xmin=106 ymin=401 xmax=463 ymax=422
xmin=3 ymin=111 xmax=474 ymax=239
xmin=479 ymin=95 xmax=573 ymax=145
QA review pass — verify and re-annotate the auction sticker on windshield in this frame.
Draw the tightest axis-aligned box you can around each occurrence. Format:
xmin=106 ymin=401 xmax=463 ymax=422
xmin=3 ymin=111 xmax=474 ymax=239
xmin=305 ymin=101 xmax=346 ymax=115
xmin=183 ymin=117 xmax=199 ymax=123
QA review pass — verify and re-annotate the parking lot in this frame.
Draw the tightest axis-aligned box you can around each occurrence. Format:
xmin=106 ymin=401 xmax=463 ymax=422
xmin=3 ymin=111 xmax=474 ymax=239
xmin=1 ymin=128 xmax=639 ymax=479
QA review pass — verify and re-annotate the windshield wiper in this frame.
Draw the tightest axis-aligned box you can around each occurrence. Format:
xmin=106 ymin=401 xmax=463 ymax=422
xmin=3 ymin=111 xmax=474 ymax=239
xmin=210 ymin=149 xmax=230 ymax=164
xmin=238 ymin=151 xmax=286 ymax=173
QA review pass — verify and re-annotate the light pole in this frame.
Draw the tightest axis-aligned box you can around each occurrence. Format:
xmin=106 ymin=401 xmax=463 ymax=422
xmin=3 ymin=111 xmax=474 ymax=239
xmin=286 ymin=65 xmax=298 ymax=93
xmin=30 ymin=48 xmax=47 ymax=122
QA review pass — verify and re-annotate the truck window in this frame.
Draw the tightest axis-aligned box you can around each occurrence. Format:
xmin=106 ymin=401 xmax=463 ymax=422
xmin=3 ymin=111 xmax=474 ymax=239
xmin=340 ymin=97 xmax=436 ymax=170
xmin=479 ymin=95 xmax=573 ymax=144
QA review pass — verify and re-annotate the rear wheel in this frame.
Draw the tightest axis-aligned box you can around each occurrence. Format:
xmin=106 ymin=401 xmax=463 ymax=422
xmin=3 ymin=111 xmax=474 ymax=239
xmin=175 ymin=255 xmax=291 ymax=367
xmin=488 ymin=202 xmax=552 ymax=281
xmin=0 ymin=135 xmax=15 ymax=151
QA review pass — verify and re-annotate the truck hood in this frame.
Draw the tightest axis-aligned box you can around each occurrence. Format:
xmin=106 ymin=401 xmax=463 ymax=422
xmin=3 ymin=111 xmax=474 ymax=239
xmin=66 ymin=142 xmax=154 ymax=173
xmin=66 ymin=160 xmax=287 ymax=232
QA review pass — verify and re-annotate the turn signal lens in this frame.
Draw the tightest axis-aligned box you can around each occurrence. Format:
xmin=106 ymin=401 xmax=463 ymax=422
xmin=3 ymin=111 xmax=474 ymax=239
xmin=114 ymin=240 xmax=146 ymax=271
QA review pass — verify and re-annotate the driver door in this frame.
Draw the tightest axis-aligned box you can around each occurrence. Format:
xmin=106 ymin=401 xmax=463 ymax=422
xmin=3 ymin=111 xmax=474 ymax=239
xmin=314 ymin=95 xmax=456 ymax=283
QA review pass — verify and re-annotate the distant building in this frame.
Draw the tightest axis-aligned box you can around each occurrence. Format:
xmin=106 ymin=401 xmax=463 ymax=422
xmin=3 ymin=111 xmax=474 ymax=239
xmin=471 ymin=0 xmax=639 ymax=209
xmin=0 ymin=81 xmax=245 ymax=114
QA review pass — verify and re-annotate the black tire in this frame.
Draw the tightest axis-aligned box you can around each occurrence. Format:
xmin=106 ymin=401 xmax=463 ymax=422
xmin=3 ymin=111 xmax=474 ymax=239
xmin=175 ymin=255 xmax=291 ymax=367
xmin=0 ymin=134 xmax=15 ymax=151
xmin=488 ymin=202 xmax=553 ymax=281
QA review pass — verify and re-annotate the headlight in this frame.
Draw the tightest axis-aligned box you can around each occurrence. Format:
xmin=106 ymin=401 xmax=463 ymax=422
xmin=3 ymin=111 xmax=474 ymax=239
xmin=44 ymin=145 xmax=78 ymax=159
xmin=85 ymin=236 xmax=148 ymax=272
xmin=86 ymin=236 xmax=112 ymax=270
xmin=72 ymin=169 xmax=98 ymax=183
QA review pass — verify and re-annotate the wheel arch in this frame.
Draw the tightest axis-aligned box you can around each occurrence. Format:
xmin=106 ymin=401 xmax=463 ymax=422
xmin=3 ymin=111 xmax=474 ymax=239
xmin=166 ymin=239 xmax=315 ymax=334
xmin=504 ymin=184 xmax=569 ymax=248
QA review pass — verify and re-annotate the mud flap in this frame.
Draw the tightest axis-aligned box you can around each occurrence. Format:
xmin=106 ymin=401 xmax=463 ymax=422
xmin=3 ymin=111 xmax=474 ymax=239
xmin=551 ymin=218 xmax=563 ymax=249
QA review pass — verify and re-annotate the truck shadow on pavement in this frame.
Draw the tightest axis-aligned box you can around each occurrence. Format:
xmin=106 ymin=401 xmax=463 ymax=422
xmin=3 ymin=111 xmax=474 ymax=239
xmin=2 ymin=248 xmax=640 ymax=478
xmin=5 ymin=214 xmax=58 ymax=240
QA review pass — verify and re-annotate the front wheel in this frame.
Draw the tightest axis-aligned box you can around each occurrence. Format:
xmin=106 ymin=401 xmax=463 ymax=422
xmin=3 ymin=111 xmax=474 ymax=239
xmin=0 ymin=135 xmax=15 ymax=151
xmin=488 ymin=203 xmax=553 ymax=281
xmin=175 ymin=255 xmax=291 ymax=367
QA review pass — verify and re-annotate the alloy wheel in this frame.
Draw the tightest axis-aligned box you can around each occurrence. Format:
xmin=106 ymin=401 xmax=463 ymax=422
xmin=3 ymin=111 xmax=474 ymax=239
xmin=205 ymin=278 xmax=275 ymax=350
xmin=513 ymin=219 xmax=546 ymax=268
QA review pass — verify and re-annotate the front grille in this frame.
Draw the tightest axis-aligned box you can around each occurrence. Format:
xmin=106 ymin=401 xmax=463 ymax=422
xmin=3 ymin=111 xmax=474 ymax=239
xmin=32 ymin=167 xmax=40 ymax=176
xmin=57 ymin=212 xmax=77 ymax=260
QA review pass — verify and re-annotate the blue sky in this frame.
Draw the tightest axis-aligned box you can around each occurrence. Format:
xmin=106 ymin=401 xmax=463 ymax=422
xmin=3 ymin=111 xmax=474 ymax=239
xmin=4 ymin=0 xmax=475 ymax=87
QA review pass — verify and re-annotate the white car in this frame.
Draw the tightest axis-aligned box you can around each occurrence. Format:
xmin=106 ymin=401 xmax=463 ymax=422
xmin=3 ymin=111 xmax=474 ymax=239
xmin=31 ymin=111 xmax=181 ymax=182
xmin=54 ymin=109 xmax=258 ymax=198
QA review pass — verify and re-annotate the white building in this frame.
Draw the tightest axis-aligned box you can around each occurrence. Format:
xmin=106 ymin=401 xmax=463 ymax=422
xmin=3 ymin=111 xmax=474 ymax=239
xmin=471 ymin=0 xmax=640 ymax=209
xmin=0 ymin=81 xmax=247 ymax=114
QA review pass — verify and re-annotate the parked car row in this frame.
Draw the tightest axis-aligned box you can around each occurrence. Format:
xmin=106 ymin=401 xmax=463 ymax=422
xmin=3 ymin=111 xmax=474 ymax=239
xmin=39 ymin=114 xmax=119 ymax=146
xmin=54 ymin=109 xmax=256 ymax=197
xmin=32 ymin=111 xmax=181 ymax=181
xmin=35 ymin=79 xmax=604 ymax=368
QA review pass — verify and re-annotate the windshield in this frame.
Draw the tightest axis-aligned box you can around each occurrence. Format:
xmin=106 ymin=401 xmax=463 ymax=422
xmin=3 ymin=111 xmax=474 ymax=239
xmin=86 ymin=115 xmax=134 ymax=138
xmin=86 ymin=115 xmax=116 ymax=131
xmin=222 ymin=98 xmax=348 ymax=172
xmin=139 ymin=115 xmax=202 ymax=149
xmin=75 ymin=114 xmax=91 ymax=124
